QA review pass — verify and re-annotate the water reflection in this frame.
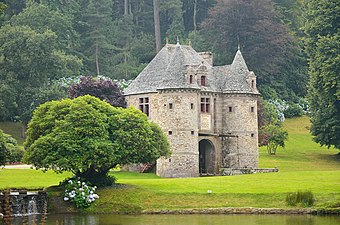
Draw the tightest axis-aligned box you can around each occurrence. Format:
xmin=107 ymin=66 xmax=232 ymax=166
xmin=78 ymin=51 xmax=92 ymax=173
xmin=2 ymin=214 xmax=339 ymax=225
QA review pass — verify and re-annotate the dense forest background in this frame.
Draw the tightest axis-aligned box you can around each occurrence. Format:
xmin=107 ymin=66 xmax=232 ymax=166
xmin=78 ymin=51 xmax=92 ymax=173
xmin=0 ymin=0 xmax=338 ymax=149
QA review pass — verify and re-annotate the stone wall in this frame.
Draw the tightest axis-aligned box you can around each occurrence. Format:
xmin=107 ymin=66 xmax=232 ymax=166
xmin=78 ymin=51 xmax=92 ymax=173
xmin=221 ymin=94 xmax=258 ymax=168
xmin=126 ymin=90 xmax=200 ymax=178
xmin=126 ymin=90 xmax=259 ymax=177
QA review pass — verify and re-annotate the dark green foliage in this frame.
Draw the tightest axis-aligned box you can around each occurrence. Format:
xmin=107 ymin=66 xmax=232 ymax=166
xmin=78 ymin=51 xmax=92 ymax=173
xmin=24 ymin=95 xmax=170 ymax=186
xmin=68 ymin=76 xmax=126 ymax=108
xmin=0 ymin=24 xmax=82 ymax=123
xmin=284 ymin=103 xmax=304 ymax=118
xmin=200 ymin=0 xmax=308 ymax=99
xmin=286 ymin=191 xmax=315 ymax=207
xmin=0 ymin=129 xmax=19 ymax=165
xmin=258 ymin=98 xmax=288 ymax=155
xmin=304 ymin=0 xmax=340 ymax=150
xmin=9 ymin=3 xmax=79 ymax=49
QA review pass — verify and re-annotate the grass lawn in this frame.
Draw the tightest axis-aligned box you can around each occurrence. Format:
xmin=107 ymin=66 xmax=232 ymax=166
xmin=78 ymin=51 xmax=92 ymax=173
xmin=0 ymin=121 xmax=25 ymax=145
xmin=1 ymin=116 xmax=340 ymax=212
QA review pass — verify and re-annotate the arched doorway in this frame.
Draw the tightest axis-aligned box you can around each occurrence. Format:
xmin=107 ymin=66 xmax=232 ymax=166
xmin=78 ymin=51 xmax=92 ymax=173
xmin=199 ymin=140 xmax=215 ymax=174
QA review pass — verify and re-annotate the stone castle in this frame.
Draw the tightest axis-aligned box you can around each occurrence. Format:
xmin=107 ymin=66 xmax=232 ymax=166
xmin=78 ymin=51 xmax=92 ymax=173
xmin=124 ymin=43 xmax=260 ymax=178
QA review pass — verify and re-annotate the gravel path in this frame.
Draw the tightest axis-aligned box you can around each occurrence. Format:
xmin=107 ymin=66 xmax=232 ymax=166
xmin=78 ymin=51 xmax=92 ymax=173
xmin=2 ymin=164 xmax=32 ymax=169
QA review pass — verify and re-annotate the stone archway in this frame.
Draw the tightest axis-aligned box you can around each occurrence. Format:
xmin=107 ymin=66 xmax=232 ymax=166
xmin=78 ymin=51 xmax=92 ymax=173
xmin=199 ymin=139 xmax=215 ymax=174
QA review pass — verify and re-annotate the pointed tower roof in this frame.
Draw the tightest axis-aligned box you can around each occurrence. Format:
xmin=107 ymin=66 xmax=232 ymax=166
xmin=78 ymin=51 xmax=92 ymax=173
xmin=211 ymin=49 xmax=259 ymax=94
xmin=124 ymin=44 xmax=210 ymax=95
xmin=231 ymin=49 xmax=248 ymax=73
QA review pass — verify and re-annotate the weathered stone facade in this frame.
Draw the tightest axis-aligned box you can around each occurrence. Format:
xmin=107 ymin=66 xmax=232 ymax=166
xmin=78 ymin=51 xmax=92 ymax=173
xmin=125 ymin=43 xmax=260 ymax=178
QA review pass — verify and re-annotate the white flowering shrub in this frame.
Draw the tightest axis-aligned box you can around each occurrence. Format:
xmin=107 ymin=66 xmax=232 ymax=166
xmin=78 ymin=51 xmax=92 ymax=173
xmin=63 ymin=177 xmax=99 ymax=208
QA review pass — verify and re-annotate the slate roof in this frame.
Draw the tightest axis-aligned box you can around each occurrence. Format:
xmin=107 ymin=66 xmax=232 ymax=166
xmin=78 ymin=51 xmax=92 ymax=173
xmin=124 ymin=44 xmax=259 ymax=95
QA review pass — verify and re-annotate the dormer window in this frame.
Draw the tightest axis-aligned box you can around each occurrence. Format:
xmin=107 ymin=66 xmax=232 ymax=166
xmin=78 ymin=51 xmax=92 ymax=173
xmin=189 ymin=75 xmax=193 ymax=84
xmin=201 ymin=76 xmax=206 ymax=86
xmin=251 ymin=80 xmax=255 ymax=89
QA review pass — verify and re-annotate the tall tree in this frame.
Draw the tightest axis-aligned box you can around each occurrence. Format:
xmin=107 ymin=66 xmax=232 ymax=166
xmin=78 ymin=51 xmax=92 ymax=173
xmin=181 ymin=0 xmax=216 ymax=32
xmin=153 ymin=0 xmax=161 ymax=52
xmin=200 ymin=0 xmax=307 ymax=100
xmin=0 ymin=25 xmax=82 ymax=125
xmin=81 ymin=0 xmax=114 ymax=76
xmin=124 ymin=0 xmax=129 ymax=15
xmin=159 ymin=0 xmax=185 ymax=42
xmin=9 ymin=3 xmax=78 ymax=49
xmin=304 ymin=0 xmax=340 ymax=149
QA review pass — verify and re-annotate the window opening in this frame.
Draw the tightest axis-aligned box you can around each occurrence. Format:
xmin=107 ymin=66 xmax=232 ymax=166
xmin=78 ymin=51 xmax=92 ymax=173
xmin=201 ymin=76 xmax=206 ymax=86
xmin=200 ymin=97 xmax=210 ymax=113
xmin=139 ymin=97 xmax=149 ymax=117
xmin=228 ymin=106 xmax=233 ymax=112
xmin=189 ymin=75 xmax=193 ymax=84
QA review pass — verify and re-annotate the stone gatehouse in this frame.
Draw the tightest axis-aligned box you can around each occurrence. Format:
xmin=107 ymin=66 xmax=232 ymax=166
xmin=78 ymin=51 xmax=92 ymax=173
xmin=124 ymin=42 xmax=260 ymax=178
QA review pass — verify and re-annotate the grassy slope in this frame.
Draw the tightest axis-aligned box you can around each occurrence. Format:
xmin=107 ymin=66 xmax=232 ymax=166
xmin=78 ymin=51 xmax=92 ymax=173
xmin=1 ymin=116 xmax=339 ymax=212
xmin=0 ymin=122 xmax=25 ymax=145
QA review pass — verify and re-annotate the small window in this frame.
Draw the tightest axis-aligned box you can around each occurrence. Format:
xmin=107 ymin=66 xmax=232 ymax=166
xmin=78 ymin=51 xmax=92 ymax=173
xmin=251 ymin=80 xmax=255 ymax=89
xmin=191 ymin=131 xmax=194 ymax=135
xmin=139 ymin=97 xmax=149 ymax=117
xmin=251 ymin=133 xmax=255 ymax=137
xmin=169 ymin=103 xmax=173 ymax=109
xmin=168 ymin=131 xmax=173 ymax=135
xmin=228 ymin=106 xmax=233 ymax=112
xmin=200 ymin=97 xmax=210 ymax=113
xmin=169 ymin=158 xmax=171 ymax=163
xmin=251 ymin=107 xmax=254 ymax=112
xmin=189 ymin=75 xmax=193 ymax=84
xmin=191 ymin=103 xmax=194 ymax=109
xmin=201 ymin=76 xmax=206 ymax=86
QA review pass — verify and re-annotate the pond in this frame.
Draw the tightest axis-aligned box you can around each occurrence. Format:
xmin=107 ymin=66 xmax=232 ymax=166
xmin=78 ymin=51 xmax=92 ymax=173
xmin=2 ymin=214 xmax=339 ymax=225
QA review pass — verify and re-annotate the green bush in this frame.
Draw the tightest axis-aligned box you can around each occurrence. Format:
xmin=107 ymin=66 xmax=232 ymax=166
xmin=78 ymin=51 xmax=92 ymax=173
xmin=286 ymin=190 xmax=315 ymax=207
xmin=7 ymin=146 xmax=24 ymax=163
xmin=284 ymin=103 xmax=304 ymax=118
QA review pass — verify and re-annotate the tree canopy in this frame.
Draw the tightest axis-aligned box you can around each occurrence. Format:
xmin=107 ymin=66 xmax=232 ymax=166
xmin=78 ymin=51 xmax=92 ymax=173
xmin=200 ymin=0 xmax=307 ymax=100
xmin=0 ymin=24 xmax=82 ymax=123
xmin=0 ymin=129 xmax=18 ymax=166
xmin=68 ymin=76 xmax=126 ymax=108
xmin=24 ymin=95 xmax=170 ymax=186
xmin=304 ymin=0 xmax=340 ymax=150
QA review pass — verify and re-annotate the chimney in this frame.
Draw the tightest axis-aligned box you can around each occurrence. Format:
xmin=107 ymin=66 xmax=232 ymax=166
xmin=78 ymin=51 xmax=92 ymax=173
xmin=198 ymin=52 xmax=213 ymax=66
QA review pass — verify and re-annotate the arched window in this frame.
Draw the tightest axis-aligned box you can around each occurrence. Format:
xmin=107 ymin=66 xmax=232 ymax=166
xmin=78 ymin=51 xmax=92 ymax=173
xmin=251 ymin=80 xmax=255 ymax=89
xmin=201 ymin=76 xmax=206 ymax=86
xmin=189 ymin=75 xmax=193 ymax=84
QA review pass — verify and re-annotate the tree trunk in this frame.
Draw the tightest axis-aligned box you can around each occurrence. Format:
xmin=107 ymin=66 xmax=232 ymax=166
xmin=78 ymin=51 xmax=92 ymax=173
xmin=95 ymin=43 xmax=100 ymax=76
xmin=124 ymin=0 xmax=129 ymax=16
xmin=193 ymin=0 xmax=197 ymax=32
xmin=153 ymin=0 xmax=161 ymax=52
xmin=21 ymin=123 xmax=27 ymax=139
xmin=76 ymin=166 xmax=114 ymax=187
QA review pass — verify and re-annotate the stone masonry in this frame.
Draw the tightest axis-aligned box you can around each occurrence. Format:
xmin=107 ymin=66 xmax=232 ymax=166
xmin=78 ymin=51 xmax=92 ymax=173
xmin=124 ymin=43 xmax=260 ymax=178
